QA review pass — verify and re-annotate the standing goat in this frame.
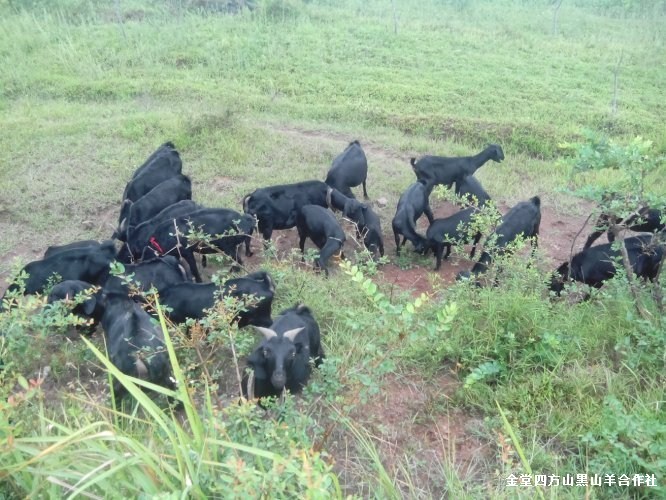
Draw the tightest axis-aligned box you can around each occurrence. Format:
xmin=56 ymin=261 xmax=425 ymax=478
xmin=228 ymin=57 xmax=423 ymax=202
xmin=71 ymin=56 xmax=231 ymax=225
xmin=242 ymin=304 xmax=324 ymax=400
xmin=411 ymin=144 xmax=504 ymax=189
xmin=460 ymin=196 xmax=541 ymax=278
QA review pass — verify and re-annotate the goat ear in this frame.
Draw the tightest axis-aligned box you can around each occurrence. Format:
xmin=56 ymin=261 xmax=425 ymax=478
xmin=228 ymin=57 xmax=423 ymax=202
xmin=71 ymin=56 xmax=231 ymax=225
xmin=254 ymin=326 xmax=277 ymax=340
xmin=283 ymin=327 xmax=304 ymax=342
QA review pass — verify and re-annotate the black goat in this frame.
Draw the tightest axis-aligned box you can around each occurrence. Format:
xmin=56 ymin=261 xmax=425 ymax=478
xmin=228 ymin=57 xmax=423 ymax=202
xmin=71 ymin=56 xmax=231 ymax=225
xmin=116 ymin=175 xmax=192 ymax=241
xmin=426 ymin=208 xmax=482 ymax=270
xmin=126 ymin=208 xmax=253 ymax=282
xmin=122 ymin=147 xmax=182 ymax=203
xmin=100 ymin=290 xmax=175 ymax=404
xmin=47 ymin=280 xmax=102 ymax=334
xmin=341 ymin=198 xmax=384 ymax=258
xmin=325 ymin=140 xmax=369 ymax=199
xmin=392 ymin=180 xmax=434 ymax=255
xmin=242 ymin=304 xmax=324 ymax=400
xmin=583 ymin=207 xmax=664 ymax=250
xmin=159 ymin=271 xmax=275 ymax=326
xmin=118 ymin=200 xmax=201 ymax=260
xmin=242 ymin=180 xmax=329 ymax=245
xmin=3 ymin=241 xmax=117 ymax=300
xmin=130 ymin=141 xmax=176 ymax=180
xmin=43 ymin=240 xmax=103 ymax=259
xmin=454 ymin=175 xmax=491 ymax=207
xmin=411 ymin=144 xmax=504 ymax=189
xmin=461 ymin=196 xmax=541 ymax=277
xmin=103 ymin=255 xmax=190 ymax=297
xmin=550 ymin=234 xmax=664 ymax=295
xmin=296 ymin=205 xmax=346 ymax=276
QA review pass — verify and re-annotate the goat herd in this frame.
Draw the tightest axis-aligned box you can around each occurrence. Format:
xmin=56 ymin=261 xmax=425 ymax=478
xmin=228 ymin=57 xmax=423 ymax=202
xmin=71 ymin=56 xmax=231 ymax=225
xmin=1 ymin=140 xmax=664 ymax=406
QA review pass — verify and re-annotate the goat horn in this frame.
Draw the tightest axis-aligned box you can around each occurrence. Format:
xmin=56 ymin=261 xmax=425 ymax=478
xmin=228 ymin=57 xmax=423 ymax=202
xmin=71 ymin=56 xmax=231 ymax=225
xmin=283 ymin=327 xmax=304 ymax=342
xmin=255 ymin=326 xmax=277 ymax=340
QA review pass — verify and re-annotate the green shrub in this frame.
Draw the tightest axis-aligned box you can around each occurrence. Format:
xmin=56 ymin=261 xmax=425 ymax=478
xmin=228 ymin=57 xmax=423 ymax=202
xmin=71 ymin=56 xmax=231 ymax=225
xmin=583 ymin=395 xmax=666 ymax=498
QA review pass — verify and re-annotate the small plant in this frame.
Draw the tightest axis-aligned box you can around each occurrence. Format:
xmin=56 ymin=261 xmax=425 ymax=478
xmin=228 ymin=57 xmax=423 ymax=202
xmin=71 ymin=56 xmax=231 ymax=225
xmin=582 ymin=395 xmax=666 ymax=498
xmin=352 ymin=248 xmax=388 ymax=277
xmin=464 ymin=360 xmax=502 ymax=388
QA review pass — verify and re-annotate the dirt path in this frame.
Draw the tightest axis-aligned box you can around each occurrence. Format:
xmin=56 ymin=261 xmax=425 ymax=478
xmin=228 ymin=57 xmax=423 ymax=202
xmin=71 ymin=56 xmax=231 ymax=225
xmin=261 ymin=122 xmax=406 ymax=164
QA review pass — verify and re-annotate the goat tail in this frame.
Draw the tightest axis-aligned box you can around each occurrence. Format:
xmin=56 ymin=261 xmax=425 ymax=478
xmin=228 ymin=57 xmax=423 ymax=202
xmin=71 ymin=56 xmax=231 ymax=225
xmin=295 ymin=303 xmax=312 ymax=314
xmin=531 ymin=196 xmax=541 ymax=207
xmin=410 ymin=157 xmax=417 ymax=168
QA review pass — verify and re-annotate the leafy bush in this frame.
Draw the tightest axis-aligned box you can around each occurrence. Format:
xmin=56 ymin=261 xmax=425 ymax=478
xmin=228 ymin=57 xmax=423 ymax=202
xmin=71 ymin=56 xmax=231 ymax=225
xmin=564 ymin=130 xmax=665 ymax=207
xmin=583 ymin=395 xmax=666 ymax=498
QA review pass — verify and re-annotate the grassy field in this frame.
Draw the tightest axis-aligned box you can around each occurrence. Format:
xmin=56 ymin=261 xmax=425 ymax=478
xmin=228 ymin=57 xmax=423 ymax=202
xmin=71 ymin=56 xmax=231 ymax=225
xmin=1 ymin=0 xmax=665 ymax=498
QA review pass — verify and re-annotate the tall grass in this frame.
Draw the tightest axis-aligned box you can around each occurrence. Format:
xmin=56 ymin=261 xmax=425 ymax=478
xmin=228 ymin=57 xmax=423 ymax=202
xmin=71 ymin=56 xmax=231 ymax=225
xmin=1 ymin=297 xmax=341 ymax=497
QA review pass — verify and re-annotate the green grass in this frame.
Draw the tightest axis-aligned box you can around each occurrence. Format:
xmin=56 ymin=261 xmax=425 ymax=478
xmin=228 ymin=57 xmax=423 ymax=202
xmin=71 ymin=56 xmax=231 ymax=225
xmin=1 ymin=0 xmax=665 ymax=498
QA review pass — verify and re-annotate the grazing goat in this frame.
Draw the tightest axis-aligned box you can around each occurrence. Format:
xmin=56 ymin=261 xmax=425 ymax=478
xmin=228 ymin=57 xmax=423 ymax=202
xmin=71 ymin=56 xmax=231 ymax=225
xmin=341 ymin=197 xmax=384 ymax=258
xmin=550 ymin=234 xmax=664 ymax=295
xmin=3 ymin=241 xmax=117 ymax=300
xmin=460 ymin=196 xmax=541 ymax=278
xmin=103 ymin=255 xmax=190 ymax=297
xmin=411 ymin=144 xmax=504 ymax=189
xmin=242 ymin=180 xmax=330 ymax=247
xmin=126 ymin=208 xmax=253 ymax=282
xmin=130 ymin=142 xmax=176 ymax=180
xmin=44 ymin=240 xmax=102 ymax=259
xmin=454 ymin=175 xmax=491 ymax=207
xmin=392 ymin=180 xmax=434 ymax=255
xmin=296 ymin=205 xmax=346 ymax=276
xmin=325 ymin=140 xmax=369 ymax=199
xmin=116 ymin=175 xmax=192 ymax=241
xmin=426 ymin=208 xmax=482 ymax=270
xmin=122 ymin=147 xmax=182 ymax=202
xmin=47 ymin=280 xmax=101 ymax=334
xmin=583 ymin=206 xmax=664 ymax=250
xmin=242 ymin=304 xmax=324 ymax=400
xmin=159 ymin=271 xmax=275 ymax=326
xmin=100 ymin=289 xmax=175 ymax=404
xmin=117 ymin=200 xmax=201 ymax=260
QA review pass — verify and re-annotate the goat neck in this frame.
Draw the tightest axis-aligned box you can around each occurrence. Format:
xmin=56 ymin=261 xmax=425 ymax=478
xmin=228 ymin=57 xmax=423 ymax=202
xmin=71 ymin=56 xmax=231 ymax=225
xmin=467 ymin=146 xmax=497 ymax=176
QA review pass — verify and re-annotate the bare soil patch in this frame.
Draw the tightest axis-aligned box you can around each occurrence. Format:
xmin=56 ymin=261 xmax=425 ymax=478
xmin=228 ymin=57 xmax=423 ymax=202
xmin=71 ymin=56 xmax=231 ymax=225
xmin=333 ymin=371 xmax=489 ymax=497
